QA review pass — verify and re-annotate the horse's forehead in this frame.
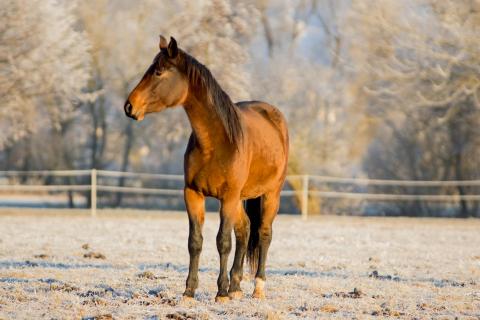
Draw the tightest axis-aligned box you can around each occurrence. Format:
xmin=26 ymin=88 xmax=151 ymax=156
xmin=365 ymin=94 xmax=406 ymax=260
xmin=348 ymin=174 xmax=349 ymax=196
xmin=155 ymin=52 xmax=176 ymax=69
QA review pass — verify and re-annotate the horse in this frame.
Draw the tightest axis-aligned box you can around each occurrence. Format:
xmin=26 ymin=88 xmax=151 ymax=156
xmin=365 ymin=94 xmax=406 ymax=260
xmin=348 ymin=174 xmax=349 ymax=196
xmin=124 ymin=35 xmax=289 ymax=302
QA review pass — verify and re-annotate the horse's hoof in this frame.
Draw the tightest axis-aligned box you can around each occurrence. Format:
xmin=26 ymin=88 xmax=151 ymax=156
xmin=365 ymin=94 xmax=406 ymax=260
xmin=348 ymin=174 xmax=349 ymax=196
xmin=215 ymin=295 xmax=230 ymax=303
xmin=228 ymin=291 xmax=243 ymax=300
xmin=252 ymin=277 xmax=266 ymax=299
xmin=252 ymin=290 xmax=266 ymax=300
xmin=180 ymin=295 xmax=196 ymax=305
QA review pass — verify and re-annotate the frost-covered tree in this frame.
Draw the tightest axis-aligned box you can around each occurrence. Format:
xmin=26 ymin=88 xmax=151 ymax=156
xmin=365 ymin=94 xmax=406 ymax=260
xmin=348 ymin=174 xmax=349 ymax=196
xmin=165 ymin=0 xmax=258 ymax=100
xmin=344 ymin=0 xmax=480 ymax=217
xmin=345 ymin=0 xmax=480 ymax=116
xmin=0 ymin=0 xmax=92 ymax=149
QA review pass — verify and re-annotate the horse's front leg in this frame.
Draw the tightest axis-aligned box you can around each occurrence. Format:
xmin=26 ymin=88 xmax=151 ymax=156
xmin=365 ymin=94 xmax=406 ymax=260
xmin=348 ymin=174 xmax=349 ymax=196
xmin=215 ymin=197 xmax=239 ymax=302
xmin=183 ymin=187 xmax=205 ymax=299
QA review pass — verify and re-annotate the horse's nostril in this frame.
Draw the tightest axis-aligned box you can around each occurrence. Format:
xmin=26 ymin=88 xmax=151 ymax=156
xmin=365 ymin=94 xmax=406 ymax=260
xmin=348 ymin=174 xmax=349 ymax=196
xmin=124 ymin=101 xmax=133 ymax=116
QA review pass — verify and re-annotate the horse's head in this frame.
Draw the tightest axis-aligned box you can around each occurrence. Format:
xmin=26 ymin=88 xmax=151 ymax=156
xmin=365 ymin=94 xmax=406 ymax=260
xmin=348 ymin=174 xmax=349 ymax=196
xmin=124 ymin=36 xmax=189 ymax=121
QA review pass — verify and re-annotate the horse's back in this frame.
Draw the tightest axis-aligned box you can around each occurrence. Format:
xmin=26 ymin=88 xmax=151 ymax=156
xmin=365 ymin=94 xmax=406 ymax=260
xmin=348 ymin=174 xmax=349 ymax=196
xmin=236 ymin=101 xmax=288 ymax=149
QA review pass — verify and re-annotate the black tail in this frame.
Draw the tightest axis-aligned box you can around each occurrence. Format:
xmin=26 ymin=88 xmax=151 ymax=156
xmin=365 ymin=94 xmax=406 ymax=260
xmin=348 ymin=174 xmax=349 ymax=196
xmin=245 ymin=196 xmax=262 ymax=274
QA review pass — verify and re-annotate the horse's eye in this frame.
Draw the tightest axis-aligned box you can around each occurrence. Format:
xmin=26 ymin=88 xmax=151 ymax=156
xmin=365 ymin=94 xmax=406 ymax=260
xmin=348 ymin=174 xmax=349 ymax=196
xmin=154 ymin=69 xmax=162 ymax=77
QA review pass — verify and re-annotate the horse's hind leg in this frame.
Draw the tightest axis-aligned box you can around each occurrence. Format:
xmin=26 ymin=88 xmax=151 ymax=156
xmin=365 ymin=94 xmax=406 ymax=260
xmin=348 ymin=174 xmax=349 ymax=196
xmin=215 ymin=197 xmax=240 ymax=302
xmin=228 ymin=204 xmax=250 ymax=299
xmin=183 ymin=188 xmax=205 ymax=299
xmin=253 ymin=190 xmax=280 ymax=299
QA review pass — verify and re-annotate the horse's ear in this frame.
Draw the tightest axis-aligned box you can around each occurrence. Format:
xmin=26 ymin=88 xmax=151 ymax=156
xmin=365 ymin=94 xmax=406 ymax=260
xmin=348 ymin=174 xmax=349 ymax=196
xmin=159 ymin=35 xmax=168 ymax=50
xmin=167 ymin=37 xmax=178 ymax=59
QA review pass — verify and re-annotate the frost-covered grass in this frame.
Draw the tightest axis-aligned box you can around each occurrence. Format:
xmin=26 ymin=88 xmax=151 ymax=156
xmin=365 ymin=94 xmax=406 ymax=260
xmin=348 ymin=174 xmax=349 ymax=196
xmin=0 ymin=209 xmax=479 ymax=319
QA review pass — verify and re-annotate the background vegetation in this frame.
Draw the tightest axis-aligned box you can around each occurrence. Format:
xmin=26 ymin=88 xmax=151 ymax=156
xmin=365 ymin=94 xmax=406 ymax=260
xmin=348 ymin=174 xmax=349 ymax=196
xmin=1 ymin=0 xmax=480 ymax=217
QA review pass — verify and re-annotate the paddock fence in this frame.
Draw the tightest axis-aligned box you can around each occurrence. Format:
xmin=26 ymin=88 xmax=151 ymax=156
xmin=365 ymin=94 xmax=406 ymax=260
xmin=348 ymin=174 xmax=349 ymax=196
xmin=1 ymin=169 xmax=480 ymax=218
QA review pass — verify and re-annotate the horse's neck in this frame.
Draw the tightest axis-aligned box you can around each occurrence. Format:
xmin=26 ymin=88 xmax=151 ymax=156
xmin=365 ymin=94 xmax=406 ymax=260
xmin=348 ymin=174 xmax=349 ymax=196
xmin=183 ymin=94 xmax=226 ymax=153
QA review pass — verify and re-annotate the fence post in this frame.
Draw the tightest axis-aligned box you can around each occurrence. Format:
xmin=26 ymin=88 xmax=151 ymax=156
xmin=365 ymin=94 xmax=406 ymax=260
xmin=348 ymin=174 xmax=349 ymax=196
xmin=91 ymin=169 xmax=97 ymax=217
xmin=301 ymin=174 xmax=309 ymax=220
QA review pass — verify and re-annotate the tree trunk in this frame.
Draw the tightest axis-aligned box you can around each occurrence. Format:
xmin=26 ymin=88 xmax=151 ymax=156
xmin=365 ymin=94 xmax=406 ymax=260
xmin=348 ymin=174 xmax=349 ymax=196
xmin=114 ymin=121 xmax=134 ymax=207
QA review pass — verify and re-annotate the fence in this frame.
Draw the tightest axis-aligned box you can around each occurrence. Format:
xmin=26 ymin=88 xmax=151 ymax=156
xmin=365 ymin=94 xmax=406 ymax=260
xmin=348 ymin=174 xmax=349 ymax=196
xmin=1 ymin=169 xmax=480 ymax=219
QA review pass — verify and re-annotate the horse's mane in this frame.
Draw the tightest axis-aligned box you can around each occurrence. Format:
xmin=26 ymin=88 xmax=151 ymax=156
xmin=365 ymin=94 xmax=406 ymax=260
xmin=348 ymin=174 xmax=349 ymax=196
xmin=176 ymin=51 xmax=243 ymax=146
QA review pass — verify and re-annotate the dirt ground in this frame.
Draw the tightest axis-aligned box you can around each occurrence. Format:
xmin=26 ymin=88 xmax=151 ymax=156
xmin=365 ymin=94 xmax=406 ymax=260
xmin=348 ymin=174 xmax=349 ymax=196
xmin=0 ymin=209 xmax=479 ymax=319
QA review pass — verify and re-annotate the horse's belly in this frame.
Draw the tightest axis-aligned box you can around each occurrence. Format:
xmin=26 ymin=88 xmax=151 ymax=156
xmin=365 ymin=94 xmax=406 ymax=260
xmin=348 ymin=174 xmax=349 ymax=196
xmin=187 ymin=159 xmax=282 ymax=200
xmin=241 ymin=153 xmax=286 ymax=199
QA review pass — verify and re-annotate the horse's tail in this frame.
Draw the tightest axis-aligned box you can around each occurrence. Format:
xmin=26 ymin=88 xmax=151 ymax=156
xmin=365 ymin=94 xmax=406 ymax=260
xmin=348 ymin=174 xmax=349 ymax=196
xmin=245 ymin=196 xmax=262 ymax=274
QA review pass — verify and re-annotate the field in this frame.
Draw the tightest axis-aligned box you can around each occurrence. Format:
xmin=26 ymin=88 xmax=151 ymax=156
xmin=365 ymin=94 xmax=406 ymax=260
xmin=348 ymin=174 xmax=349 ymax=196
xmin=0 ymin=210 xmax=479 ymax=319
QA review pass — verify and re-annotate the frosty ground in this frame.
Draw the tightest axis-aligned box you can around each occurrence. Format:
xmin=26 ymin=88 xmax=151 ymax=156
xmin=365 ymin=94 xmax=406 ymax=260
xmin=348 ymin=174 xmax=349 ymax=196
xmin=0 ymin=210 xmax=478 ymax=319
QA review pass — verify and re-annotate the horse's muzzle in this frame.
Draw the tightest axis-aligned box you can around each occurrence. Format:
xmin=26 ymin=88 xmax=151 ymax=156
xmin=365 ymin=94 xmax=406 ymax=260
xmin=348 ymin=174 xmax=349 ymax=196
xmin=124 ymin=100 xmax=137 ymax=120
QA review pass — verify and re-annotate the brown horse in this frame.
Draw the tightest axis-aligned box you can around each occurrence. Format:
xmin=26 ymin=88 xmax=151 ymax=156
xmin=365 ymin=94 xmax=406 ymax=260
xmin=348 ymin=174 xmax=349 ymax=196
xmin=124 ymin=36 xmax=288 ymax=302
